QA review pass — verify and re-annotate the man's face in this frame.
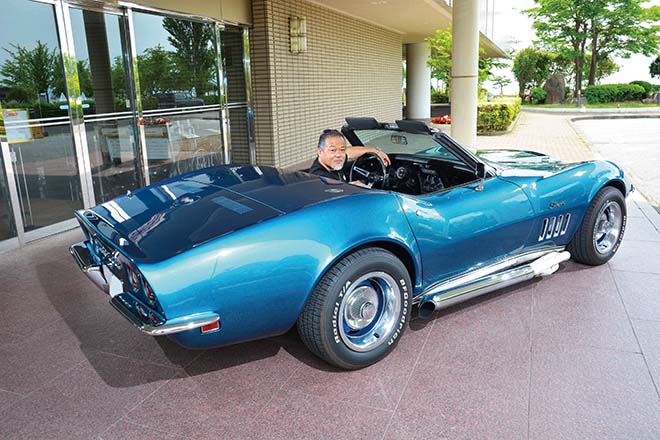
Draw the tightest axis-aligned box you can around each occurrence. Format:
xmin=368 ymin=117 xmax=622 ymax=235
xmin=318 ymin=136 xmax=347 ymax=171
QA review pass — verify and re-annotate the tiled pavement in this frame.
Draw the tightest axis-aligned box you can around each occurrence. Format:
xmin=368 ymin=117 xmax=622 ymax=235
xmin=1 ymin=111 xmax=660 ymax=439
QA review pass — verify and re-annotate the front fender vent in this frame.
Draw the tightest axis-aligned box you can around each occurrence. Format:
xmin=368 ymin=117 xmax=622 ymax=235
xmin=538 ymin=213 xmax=571 ymax=241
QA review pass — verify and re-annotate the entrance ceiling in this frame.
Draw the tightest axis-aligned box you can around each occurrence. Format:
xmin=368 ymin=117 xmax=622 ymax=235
xmin=308 ymin=0 xmax=507 ymax=58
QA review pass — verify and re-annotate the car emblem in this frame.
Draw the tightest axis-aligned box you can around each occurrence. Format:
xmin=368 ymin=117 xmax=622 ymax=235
xmin=549 ymin=200 xmax=566 ymax=209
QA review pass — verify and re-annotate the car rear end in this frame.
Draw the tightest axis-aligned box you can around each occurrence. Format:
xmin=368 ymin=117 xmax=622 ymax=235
xmin=70 ymin=209 xmax=221 ymax=337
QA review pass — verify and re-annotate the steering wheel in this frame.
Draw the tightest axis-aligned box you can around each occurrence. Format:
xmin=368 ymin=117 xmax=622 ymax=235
xmin=349 ymin=152 xmax=388 ymax=189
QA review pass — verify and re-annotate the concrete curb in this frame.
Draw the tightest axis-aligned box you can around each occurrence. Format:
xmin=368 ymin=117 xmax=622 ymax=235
xmin=570 ymin=114 xmax=660 ymax=122
xmin=632 ymin=192 xmax=660 ymax=233
xmin=522 ymin=106 xmax=660 ymax=115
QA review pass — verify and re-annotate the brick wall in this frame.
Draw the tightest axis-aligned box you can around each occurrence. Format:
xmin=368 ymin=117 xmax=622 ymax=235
xmin=250 ymin=0 xmax=403 ymax=168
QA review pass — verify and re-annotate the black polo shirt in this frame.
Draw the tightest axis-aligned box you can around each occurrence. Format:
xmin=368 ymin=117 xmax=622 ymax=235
xmin=308 ymin=155 xmax=351 ymax=182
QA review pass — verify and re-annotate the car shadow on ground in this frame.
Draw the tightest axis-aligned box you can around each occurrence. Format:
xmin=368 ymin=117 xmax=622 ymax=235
xmin=37 ymin=253 xmax=585 ymax=386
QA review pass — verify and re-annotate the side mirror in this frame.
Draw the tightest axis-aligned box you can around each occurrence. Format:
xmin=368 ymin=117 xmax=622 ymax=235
xmin=475 ymin=163 xmax=486 ymax=192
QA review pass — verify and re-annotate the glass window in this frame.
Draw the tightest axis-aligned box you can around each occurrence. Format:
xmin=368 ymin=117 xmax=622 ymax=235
xmin=132 ymin=11 xmax=223 ymax=182
xmin=353 ymin=129 xmax=460 ymax=163
xmin=0 ymin=0 xmax=83 ymax=231
xmin=222 ymin=28 xmax=250 ymax=163
xmin=0 ymin=137 xmax=17 ymax=241
xmin=69 ymin=8 xmax=141 ymax=204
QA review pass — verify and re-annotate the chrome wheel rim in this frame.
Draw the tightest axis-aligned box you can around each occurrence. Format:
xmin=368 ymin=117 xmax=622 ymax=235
xmin=338 ymin=271 xmax=401 ymax=352
xmin=593 ymin=200 xmax=623 ymax=255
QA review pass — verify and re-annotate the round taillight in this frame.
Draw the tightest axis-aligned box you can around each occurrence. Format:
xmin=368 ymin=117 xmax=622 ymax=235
xmin=128 ymin=268 xmax=140 ymax=290
xmin=136 ymin=303 xmax=148 ymax=321
xmin=145 ymin=283 xmax=156 ymax=302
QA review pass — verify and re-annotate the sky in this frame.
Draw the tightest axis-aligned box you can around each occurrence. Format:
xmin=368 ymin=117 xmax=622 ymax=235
xmin=485 ymin=0 xmax=660 ymax=95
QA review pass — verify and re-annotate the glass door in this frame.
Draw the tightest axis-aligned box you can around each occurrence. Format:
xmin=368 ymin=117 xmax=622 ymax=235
xmin=68 ymin=6 xmax=142 ymax=204
xmin=0 ymin=0 xmax=83 ymax=232
xmin=221 ymin=27 xmax=254 ymax=164
xmin=0 ymin=133 xmax=17 ymax=241
xmin=131 ymin=10 xmax=224 ymax=184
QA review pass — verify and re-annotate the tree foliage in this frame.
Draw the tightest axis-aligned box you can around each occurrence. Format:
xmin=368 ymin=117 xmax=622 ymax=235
xmin=426 ymin=28 xmax=505 ymax=92
xmin=526 ymin=0 xmax=660 ymax=93
xmin=651 ymin=56 xmax=660 ymax=78
xmin=512 ymin=47 xmax=554 ymax=96
xmin=163 ymin=18 xmax=215 ymax=96
xmin=491 ymin=75 xmax=512 ymax=96
xmin=0 ymin=41 xmax=60 ymax=101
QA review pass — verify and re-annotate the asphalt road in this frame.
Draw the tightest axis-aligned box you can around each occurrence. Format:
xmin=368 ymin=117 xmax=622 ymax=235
xmin=573 ymin=117 xmax=660 ymax=209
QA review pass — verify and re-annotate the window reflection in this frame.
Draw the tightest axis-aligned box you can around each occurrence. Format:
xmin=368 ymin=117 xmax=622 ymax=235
xmin=132 ymin=11 xmax=223 ymax=183
xmin=0 ymin=135 xmax=16 ymax=240
xmin=0 ymin=0 xmax=82 ymax=231
xmin=70 ymin=9 xmax=141 ymax=204
xmin=222 ymin=28 xmax=250 ymax=163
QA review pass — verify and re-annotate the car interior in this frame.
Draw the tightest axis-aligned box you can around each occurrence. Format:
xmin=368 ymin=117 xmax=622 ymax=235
xmin=342 ymin=118 xmax=481 ymax=195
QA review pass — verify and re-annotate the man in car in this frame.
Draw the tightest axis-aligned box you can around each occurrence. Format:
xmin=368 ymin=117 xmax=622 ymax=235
xmin=309 ymin=128 xmax=390 ymax=183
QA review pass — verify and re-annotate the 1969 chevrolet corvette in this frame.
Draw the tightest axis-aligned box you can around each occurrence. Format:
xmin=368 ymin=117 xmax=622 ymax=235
xmin=70 ymin=118 xmax=632 ymax=369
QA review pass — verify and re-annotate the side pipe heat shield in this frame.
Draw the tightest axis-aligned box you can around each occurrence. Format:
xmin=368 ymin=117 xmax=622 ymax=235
xmin=418 ymin=251 xmax=571 ymax=318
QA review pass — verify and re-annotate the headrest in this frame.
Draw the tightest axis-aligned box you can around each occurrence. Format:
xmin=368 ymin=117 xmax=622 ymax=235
xmin=395 ymin=119 xmax=431 ymax=134
xmin=345 ymin=117 xmax=380 ymax=130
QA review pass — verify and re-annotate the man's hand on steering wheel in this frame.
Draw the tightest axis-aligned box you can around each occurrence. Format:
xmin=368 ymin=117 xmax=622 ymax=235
xmin=349 ymin=152 xmax=388 ymax=189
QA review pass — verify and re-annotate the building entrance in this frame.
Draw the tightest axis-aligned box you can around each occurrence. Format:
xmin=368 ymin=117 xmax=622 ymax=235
xmin=0 ymin=0 xmax=254 ymax=249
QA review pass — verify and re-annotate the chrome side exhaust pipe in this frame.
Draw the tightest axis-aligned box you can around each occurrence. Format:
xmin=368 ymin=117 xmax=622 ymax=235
xmin=418 ymin=251 xmax=571 ymax=318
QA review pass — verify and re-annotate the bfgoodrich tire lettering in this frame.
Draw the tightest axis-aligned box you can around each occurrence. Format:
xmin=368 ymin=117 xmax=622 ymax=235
xmin=568 ymin=186 xmax=626 ymax=266
xmin=297 ymin=247 xmax=411 ymax=370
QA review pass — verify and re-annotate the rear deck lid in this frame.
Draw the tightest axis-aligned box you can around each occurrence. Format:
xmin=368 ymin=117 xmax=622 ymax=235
xmin=87 ymin=165 xmax=363 ymax=262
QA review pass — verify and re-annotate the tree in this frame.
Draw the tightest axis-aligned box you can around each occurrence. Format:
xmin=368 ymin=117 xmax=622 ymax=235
xmin=512 ymin=47 xmax=554 ymax=97
xmin=426 ymin=29 xmax=452 ymax=89
xmin=525 ymin=0 xmax=591 ymax=95
xmin=526 ymin=0 xmax=660 ymax=93
xmin=0 ymin=41 xmax=60 ymax=101
xmin=491 ymin=76 xmax=512 ymax=96
xmin=426 ymin=28 xmax=504 ymax=91
xmin=162 ymin=18 xmax=215 ymax=96
xmin=136 ymin=45 xmax=175 ymax=95
xmin=650 ymin=56 xmax=660 ymax=78
xmin=586 ymin=1 xmax=660 ymax=86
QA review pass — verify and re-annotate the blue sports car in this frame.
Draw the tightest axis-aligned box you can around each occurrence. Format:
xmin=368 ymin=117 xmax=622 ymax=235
xmin=70 ymin=118 xmax=632 ymax=369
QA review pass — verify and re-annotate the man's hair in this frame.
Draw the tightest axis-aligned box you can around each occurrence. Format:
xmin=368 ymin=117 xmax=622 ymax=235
xmin=318 ymin=129 xmax=345 ymax=150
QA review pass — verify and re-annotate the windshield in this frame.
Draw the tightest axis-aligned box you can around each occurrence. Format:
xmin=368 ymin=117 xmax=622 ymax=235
xmin=351 ymin=129 xmax=460 ymax=162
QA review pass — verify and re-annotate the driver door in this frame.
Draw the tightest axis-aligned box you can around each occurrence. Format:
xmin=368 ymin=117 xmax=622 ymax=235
xmin=397 ymin=176 xmax=536 ymax=287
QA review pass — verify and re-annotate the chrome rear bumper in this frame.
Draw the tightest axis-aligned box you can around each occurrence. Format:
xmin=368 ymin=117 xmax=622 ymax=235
xmin=110 ymin=296 xmax=220 ymax=336
xmin=71 ymin=241 xmax=220 ymax=336
xmin=69 ymin=241 xmax=110 ymax=294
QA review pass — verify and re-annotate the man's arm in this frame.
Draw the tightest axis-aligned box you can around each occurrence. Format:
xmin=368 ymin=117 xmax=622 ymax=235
xmin=347 ymin=146 xmax=391 ymax=166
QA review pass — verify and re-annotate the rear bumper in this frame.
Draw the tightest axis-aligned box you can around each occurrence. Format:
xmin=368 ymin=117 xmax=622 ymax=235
xmin=69 ymin=242 xmax=110 ymax=294
xmin=111 ymin=295 xmax=220 ymax=336
xmin=70 ymin=241 xmax=220 ymax=336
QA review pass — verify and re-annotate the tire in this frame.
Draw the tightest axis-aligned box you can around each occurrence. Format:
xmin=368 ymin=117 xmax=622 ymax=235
xmin=297 ymin=248 xmax=412 ymax=370
xmin=568 ymin=186 xmax=626 ymax=266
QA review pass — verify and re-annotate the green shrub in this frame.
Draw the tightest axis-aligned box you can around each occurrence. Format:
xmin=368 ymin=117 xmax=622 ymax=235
xmin=431 ymin=89 xmax=449 ymax=103
xmin=530 ymin=87 xmax=547 ymax=104
xmin=477 ymin=97 xmax=521 ymax=132
xmin=203 ymin=94 xmax=220 ymax=105
xmin=584 ymin=84 xmax=646 ymax=103
xmin=629 ymin=80 xmax=653 ymax=95
xmin=141 ymin=95 xmax=159 ymax=110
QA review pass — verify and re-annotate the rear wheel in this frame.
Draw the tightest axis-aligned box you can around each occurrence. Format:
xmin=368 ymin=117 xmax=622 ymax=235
xmin=297 ymin=248 xmax=411 ymax=370
xmin=568 ymin=186 xmax=626 ymax=266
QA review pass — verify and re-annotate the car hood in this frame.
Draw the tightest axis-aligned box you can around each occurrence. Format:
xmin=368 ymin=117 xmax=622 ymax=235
xmin=475 ymin=149 xmax=581 ymax=177
xmin=86 ymin=165 xmax=365 ymax=262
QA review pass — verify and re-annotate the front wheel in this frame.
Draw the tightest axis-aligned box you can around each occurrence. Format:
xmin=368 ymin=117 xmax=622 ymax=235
xmin=568 ymin=186 xmax=626 ymax=266
xmin=297 ymin=248 xmax=411 ymax=370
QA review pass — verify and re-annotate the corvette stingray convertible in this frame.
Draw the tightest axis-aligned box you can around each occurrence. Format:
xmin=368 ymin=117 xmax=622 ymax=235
xmin=70 ymin=118 xmax=632 ymax=369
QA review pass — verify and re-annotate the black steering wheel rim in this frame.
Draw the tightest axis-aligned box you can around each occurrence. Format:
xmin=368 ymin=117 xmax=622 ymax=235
xmin=349 ymin=152 xmax=387 ymax=189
